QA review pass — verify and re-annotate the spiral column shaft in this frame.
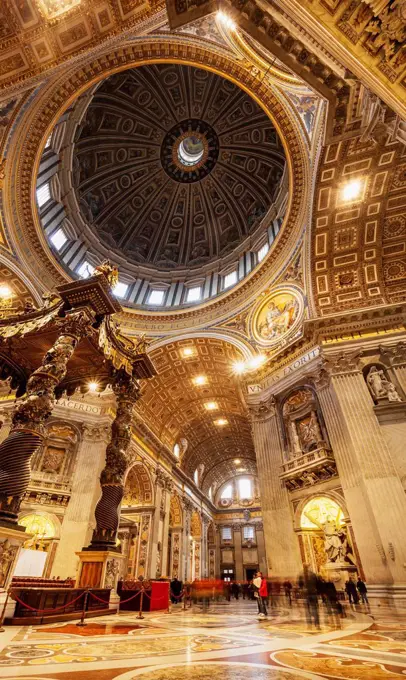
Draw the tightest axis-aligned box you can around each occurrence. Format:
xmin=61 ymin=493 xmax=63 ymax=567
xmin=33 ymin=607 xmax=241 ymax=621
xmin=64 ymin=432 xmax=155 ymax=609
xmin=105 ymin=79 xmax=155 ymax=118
xmin=87 ymin=371 xmax=140 ymax=551
xmin=0 ymin=312 xmax=91 ymax=527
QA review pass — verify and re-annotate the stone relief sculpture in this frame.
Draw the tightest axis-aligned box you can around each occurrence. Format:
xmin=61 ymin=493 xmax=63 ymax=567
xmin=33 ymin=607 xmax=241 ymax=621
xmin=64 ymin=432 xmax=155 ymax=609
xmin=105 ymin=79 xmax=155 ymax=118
xmin=0 ymin=539 xmax=18 ymax=587
xmin=283 ymin=388 xmax=327 ymax=457
xmin=366 ymin=365 xmax=402 ymax=402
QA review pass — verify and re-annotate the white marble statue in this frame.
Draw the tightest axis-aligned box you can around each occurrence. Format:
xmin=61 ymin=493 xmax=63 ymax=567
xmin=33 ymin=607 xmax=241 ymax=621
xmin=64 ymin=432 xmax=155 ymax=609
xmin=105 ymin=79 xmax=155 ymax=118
xmin=366 ymin=366 xmax=402 ymax=402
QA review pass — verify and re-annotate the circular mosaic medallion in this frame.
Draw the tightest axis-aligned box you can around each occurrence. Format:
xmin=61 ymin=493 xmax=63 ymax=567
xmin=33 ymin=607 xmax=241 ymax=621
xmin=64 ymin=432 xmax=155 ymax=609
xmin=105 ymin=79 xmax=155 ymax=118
xmin=251 ymin=287 xmax=303 ymax=347
xmin=161 ymin=119 xmax=219 ymax=183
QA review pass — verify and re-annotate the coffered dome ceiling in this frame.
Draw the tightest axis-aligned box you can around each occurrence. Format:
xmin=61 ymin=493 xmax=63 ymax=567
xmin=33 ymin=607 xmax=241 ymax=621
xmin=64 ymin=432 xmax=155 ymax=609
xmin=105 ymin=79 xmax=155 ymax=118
xmin=72 ymin=64 xmax=286 ymax=273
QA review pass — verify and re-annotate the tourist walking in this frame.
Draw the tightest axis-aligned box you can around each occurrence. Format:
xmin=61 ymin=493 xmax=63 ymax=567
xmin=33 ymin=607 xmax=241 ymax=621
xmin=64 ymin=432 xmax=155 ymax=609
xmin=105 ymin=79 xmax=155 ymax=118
xmin=345 ymin=577 xmax=359 ymax=605
xmin=298 ymin=565 xmax=321 ymax=630
xmin=356 ymin=578 xmax=369 ymax=605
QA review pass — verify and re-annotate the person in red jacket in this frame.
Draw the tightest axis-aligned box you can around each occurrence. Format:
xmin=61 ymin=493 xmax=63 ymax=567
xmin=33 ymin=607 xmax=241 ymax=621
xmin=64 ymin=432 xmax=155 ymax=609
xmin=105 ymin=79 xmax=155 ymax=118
xmin=253 ymin=571 xmax=268 ymax=619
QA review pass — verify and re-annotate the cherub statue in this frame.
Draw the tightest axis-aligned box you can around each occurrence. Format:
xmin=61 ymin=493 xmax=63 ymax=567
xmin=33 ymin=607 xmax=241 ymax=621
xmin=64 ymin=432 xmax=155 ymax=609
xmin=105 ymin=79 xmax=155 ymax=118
xmin=94 ymin=260 xmax=119 ymax=289
xmin=135 ymin=334 xmax=150 ymax=354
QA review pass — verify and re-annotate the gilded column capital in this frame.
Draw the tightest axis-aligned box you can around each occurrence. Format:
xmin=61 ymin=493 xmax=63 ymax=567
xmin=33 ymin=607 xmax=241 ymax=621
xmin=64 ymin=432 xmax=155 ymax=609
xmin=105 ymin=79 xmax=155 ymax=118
xmin=182 ymin=496 xmax=194 ymax=514
xmin=379 ymin=342 xmax=406 ymax=368
xmin=155 ymin=466 xmax=167 ymax=488
xmin=82 ymin=423 xmax=110 ymax=442
xmin=59 ymin=309 xmax=94 ymax=340
xmin=165 ymin=477 xmax=174 ymax=493
xmin=320 ymin=351 xmax=363 ymax=377
xmin=247 ymin=395 xmax=276 ymax=423
xmin=310 ymin=366 xmax=331 ymax=391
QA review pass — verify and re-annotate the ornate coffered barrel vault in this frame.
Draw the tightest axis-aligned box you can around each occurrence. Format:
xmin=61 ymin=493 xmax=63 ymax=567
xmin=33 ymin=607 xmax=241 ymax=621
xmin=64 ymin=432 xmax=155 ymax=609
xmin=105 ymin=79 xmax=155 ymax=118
xmin=0 ymin=310 xmax=92 ymax=526
xmin=87 ymin=371 xmax=142 ymax=551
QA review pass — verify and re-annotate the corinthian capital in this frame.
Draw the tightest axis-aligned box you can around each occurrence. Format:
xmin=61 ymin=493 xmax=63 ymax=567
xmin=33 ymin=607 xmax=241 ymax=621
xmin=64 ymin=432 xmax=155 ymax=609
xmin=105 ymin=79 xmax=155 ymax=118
xmin=247 ymin=395 xmax=276 ymax=422
xmin=379 ymin=342 xmax=406 ymax=368
xmin=60 ymin=310 xmax=93 ymax=340
xmin=321 ymin=351 xmax=362 ymax=377
xmin=82 ymin=423 xmax=110 ymax=442
xmin=155 ymin=466 xmax=167 ymax=488
xmin=310 ymin=367 xmax=331 ymax=391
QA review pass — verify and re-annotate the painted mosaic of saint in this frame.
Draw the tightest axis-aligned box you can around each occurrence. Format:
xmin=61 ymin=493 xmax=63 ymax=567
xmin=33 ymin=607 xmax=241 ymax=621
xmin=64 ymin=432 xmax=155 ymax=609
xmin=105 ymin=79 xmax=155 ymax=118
xmin=258 ymin=295 xmax=299 ymax=341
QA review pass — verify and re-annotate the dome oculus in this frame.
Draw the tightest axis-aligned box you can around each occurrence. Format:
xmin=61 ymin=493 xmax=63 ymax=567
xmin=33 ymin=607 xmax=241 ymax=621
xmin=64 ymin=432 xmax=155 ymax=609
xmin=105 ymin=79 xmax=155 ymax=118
xmin=178 ymin=136 xmax=205 ymax=166
xmin=162 ymin=119 xmax=219 ymax=183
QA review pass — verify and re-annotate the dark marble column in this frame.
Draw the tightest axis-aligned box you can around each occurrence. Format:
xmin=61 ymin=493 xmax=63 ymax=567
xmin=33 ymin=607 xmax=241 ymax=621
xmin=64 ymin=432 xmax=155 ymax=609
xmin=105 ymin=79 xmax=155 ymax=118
xmin=87 ymin=370 xmax=141 ymax=551
xmin=0 ymin=311 xmax=91 ymax=527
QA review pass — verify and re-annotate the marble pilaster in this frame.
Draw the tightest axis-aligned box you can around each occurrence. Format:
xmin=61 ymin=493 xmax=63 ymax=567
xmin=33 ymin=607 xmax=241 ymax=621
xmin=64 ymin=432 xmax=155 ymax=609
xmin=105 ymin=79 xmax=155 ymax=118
xmin=161 ymin=479 xmax=173 ymax=577
xmin=249 ymin=397 xmax=302 ymax=579
xmin=51 ymin=422 xmax=110 ymax=578
xmin=150 ymin=467 xmax=166 ymax=578
xmin=233 ymin=526 xmax=244 ymax=580
xmin=314 ymin=360 xmax=406 ymax=587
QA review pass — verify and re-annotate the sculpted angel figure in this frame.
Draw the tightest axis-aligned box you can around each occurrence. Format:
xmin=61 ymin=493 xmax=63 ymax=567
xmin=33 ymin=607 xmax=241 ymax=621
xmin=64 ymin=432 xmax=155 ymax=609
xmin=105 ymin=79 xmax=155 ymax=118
xmin=304 ymin=511 xmax=355 ymax=564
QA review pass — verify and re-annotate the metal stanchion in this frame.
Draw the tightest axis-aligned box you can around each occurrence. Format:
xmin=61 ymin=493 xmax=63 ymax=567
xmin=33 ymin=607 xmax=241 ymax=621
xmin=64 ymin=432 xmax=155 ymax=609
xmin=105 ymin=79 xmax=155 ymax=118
xmin=0 ymin=590 xmax=10 ymax=633
xmin=168 ymin=590 xmax=172 ymax=614
xmin=76 ymin=589 xmax=89 ymax=627
xmin=136 ymin=587 xmax=145 ymax=620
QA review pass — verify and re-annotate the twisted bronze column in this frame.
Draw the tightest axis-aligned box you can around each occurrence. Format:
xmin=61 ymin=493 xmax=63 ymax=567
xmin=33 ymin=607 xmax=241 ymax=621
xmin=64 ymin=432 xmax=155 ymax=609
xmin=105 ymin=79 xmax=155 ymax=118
xmin=87 ymin=370 xmax=141 ymax=551
xmin=0 ymin=312 xmax=91 ymax=527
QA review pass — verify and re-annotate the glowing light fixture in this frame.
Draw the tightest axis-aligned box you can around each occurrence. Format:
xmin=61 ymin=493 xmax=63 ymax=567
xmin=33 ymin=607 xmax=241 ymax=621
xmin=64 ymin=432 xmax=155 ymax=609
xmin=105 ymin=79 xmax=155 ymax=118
xmin=237 ymin=467 xmax=247 ymax=473
xmin=217 ymin=11 xmax=236 ymax=30
xmin=0 ymin=285 xmax=12 ymax=299
xmin=88 ymin=381 xmax=99 ymax=393
xmin=234 ymin=458 xmax=241 ymax=465
xmin=246 ymin=354 xmax=266 ymax=370
xmin=205 ymin=401 xmax=218 ymax=411
xmin=342 ymin=179 xmax=362 ymax=202
xmin=193 ymin=375 xmax=207 ymax=386
xmin=214 ymin=418 xmax=228 ymax=426
xmin=233 ymin=360 xmax=246 ymax=375
xmin=182 ymin=347 xmax=195 ymax=358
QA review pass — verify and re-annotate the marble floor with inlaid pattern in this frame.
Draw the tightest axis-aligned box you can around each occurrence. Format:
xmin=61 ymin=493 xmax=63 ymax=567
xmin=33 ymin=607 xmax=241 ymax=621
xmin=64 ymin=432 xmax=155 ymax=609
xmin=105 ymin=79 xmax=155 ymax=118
xmin=0 ymin=600 xmax=405 ymax=680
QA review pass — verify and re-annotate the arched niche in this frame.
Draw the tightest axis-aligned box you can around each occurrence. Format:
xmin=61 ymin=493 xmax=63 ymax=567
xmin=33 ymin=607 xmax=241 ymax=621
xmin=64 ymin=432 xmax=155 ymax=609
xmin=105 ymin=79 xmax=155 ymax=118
xmin=280 ymin=385 xmax=329 ymax=460
xmin=16 ymin=511 xmax=62 ymax=578
xmin=31 ymin=420 xmax=80 ymax=480
xmin=294 ymin=493 xmax=358 ymax=579
xmin=122 ymin=461 xmax=153 ymax=507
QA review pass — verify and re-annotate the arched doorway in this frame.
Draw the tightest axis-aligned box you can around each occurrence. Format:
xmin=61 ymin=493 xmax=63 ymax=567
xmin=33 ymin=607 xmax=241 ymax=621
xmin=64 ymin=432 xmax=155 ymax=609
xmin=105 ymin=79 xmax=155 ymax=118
xmin=15 ymin=512 xmax=60 ymax=578
xmin=120 ymin=462 xmax=154 ymax=578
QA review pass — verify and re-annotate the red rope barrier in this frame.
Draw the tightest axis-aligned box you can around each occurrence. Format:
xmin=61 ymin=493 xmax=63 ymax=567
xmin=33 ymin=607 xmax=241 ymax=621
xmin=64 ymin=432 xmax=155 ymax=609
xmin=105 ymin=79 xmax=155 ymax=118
xmin=170 ymin=590 xmax=184 ymax=600
xmin=10 ymin=590 xmax=85 ymax=614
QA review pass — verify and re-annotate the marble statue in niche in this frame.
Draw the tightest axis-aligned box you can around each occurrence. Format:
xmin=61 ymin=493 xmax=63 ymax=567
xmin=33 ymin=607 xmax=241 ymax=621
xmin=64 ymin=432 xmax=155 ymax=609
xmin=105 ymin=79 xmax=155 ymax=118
xmin=283 ymin=388 xmax=327 ymax=458
xmin=301 ymin=497 xmax=356 ymax=566
xmin=366 ymin=365 xmax=402 ymax=402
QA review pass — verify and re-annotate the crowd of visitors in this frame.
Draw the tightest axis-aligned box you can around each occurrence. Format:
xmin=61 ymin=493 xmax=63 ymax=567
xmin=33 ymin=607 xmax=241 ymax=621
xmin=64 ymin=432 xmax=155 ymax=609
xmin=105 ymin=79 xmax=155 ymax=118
xmin=170 ymin=568 xmax=369 ymax=626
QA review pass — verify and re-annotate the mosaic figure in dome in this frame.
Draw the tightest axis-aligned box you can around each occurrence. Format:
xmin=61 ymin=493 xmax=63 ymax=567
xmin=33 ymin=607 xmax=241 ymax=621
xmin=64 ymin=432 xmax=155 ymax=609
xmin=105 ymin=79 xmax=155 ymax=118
xmin=258 ymin=295 xmax=299 ymax=341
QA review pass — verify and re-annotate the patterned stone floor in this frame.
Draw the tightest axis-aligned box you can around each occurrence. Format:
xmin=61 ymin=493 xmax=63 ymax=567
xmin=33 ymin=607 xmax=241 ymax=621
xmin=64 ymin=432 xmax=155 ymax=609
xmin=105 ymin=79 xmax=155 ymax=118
xmin=0 ymin=600 xmax=405 ymax=680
